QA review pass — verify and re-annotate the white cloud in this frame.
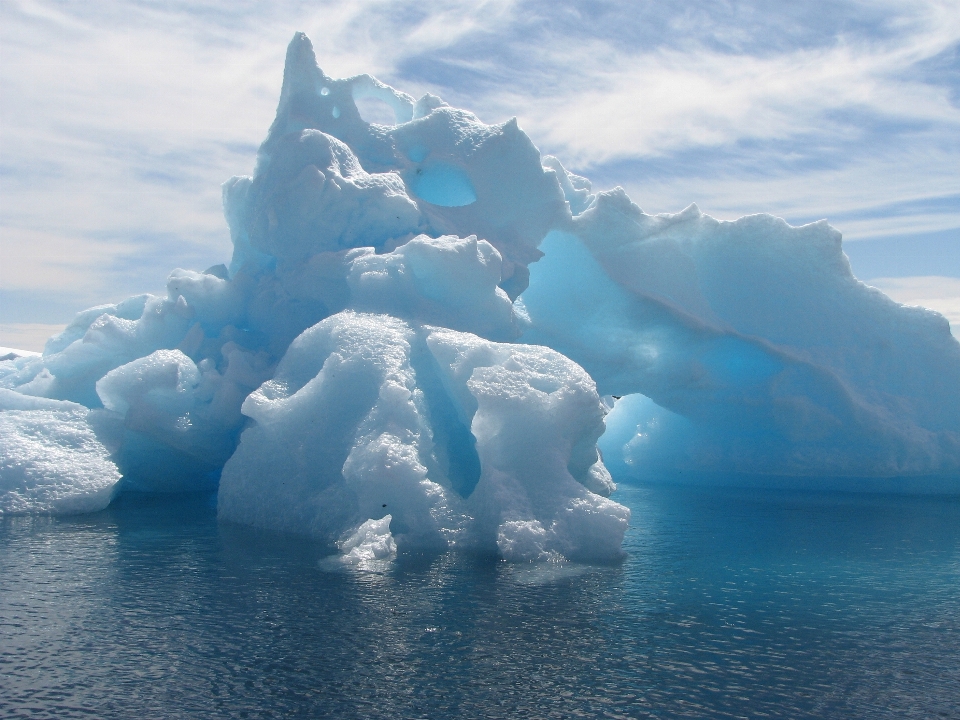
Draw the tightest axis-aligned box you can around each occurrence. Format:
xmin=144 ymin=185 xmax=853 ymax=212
xmin=469 ymin=0 xmax=960 ymax=241
xmin=868 ymin=276 xmax=960 ymax=337
xmin=0 ymin=324 xmax=66 ymax=353
xmin=607 ymin=149 xmax=960 ymax=229
xmin=464 ymin=2 xmax=959 ymax=150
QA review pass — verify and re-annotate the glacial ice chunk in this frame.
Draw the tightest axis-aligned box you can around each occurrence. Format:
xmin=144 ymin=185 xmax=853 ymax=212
xmin=520 ymin=190 xmax=960 ymax=479
xmin=338 ymin=515 xmax=397 ymax=569
xmin=5 ymin=27 xmax=959 ymax=539
xmin=0 ymin=389 xmax=120 ymax=515
xmin=218 ymin=311 xmax=628 ymax=561
xmin=97 ymin=349 xmax=200 ymax=417
xmin=93 ymin=347 xmax=271 ymax=493
xmin=238 ymin=32 xmax=567 ymax=298
xmin=410 ymin=162 xmax=477 ymax=207
xmin=426 ymin=327 xmax=628 ymax=561
xmin=347 ymin=234 xmax=518 ymax=340
xmin=217 ymin=312 xmax=448 ymax=546
xmin=228 ymin=129 xmax=423 ymax=264
xmin=3 ymin=294 xmax=196 ymax=408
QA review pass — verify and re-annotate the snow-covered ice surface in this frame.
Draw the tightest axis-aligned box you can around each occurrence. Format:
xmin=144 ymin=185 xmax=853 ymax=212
xmin=218 ymin=311 xmax=627 ymax=560
xmin=2 ymin=32 xmax=958 ymax=556
xmin=0 ymin=389 xmax=119 ymax=515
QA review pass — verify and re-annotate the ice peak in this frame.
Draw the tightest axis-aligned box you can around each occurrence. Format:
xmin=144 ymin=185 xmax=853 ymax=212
xmin=280 ymin=32 xmax=325 ymax=102
xmin=267 ymin=33 xmax=329 ymax=142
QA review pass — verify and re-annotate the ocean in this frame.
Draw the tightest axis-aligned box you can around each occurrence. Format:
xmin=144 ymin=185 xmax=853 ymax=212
xmin=2 ymin=483 xmax=958 ymax=718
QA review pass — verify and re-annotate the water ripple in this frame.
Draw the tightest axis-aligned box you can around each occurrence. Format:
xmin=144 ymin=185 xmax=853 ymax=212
xmin=1 ymin=486 xmax=959 ymax=718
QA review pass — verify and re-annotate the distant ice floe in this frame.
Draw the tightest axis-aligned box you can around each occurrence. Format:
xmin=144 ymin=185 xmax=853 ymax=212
xmin=0 ymin=346 xmax=41 ymax=361
xmin=2 ymin=32 xmax=958 ymax=559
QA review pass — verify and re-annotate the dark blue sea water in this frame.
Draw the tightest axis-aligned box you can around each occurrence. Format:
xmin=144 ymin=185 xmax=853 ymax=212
xmin=2 ymin=484 xmax=959 ymax=719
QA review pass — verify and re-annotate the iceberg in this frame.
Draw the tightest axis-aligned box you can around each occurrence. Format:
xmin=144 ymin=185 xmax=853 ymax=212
xmin=1 ymin=31 xmax=958 ymax=556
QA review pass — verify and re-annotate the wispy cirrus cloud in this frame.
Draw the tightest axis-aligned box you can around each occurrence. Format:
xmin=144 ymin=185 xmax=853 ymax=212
xmin=448 ymin=1 xmax=960 ymax=238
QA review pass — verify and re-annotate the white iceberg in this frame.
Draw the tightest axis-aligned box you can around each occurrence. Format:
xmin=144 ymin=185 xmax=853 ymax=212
xmin=2 ymin=31 xmax=958 ymax=553
xmin=218 ymin=311 xmax=628 ymax=560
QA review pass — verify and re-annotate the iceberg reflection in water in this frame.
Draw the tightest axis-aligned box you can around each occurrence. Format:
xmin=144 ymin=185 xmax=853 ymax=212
xmin=2 ymin=483 xmax=958 ymax=719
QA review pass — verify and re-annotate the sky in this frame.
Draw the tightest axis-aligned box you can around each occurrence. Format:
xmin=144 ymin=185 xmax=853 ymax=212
xmin=1 ymin=0 xmax=959 ymax=350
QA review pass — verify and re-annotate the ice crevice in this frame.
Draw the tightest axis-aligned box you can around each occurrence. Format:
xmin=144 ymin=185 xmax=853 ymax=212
xmin=2 ymin=31 xmax=958 ymax=559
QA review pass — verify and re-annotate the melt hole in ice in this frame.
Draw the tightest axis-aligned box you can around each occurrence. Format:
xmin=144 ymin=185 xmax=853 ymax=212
xmin=355 ymin=96 xmax=397 ymax=126
xmin=411 ymin=162 xmax=477 ymax=207
xmin=407 ymin=145 xmax=429 ymax=163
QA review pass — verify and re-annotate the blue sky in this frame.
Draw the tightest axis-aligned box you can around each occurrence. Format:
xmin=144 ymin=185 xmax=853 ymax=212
xmin=1 ymin=0 xmax=959 ymax=349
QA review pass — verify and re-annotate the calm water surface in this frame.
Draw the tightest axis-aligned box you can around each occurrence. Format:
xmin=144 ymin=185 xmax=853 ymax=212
xmin=2 ymin=484 xmax=959 ymax=719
